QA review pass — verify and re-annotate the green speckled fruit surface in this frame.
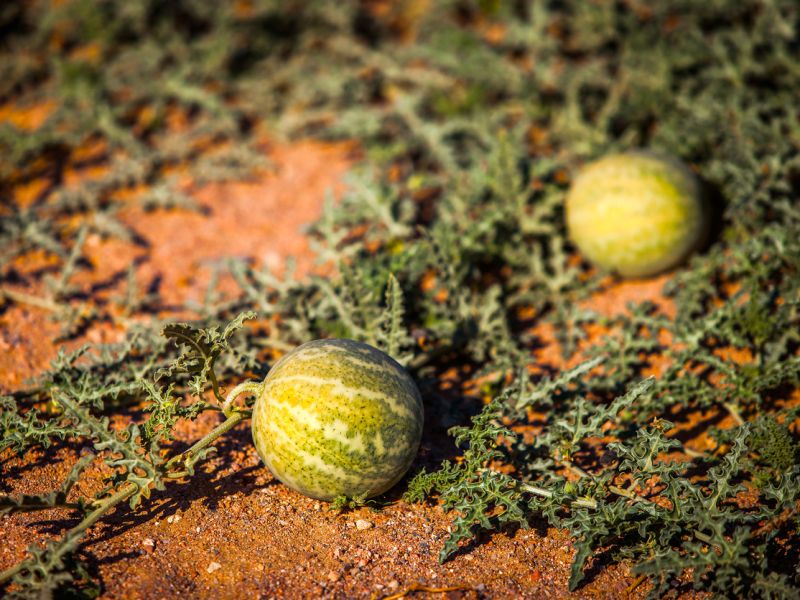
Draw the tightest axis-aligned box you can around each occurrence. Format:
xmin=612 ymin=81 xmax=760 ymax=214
xmin=565 ymin=152 xmax=707 ymax=278
xmin=251 ymin=338 xmax=423 ymax=501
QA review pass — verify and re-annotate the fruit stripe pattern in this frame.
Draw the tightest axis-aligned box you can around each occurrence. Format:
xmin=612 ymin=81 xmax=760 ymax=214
xmin=2 ymin=2 xmax=799 ymax=597
xmin=251 ymin=339 xmax=423 ymax=501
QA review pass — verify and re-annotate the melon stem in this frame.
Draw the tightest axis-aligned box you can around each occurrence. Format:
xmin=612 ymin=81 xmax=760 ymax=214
xmin=222 ymin=381 xmax=264 ymax=416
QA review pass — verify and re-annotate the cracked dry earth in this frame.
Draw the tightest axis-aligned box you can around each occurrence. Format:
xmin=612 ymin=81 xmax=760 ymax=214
xmin=0 ymin=139 xmax=664 ymax=599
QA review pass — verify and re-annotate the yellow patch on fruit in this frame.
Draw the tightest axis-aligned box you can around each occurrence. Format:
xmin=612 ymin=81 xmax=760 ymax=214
xmin=565 ymin=152 xmax=707 ymax=278
xmin=250 ymin=339 xmax=423 ymax=501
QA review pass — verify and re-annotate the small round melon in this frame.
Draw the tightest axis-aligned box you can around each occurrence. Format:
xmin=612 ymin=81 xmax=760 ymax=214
xmin=565 ymin=152 xmax=707 ymax=278
xmin=251 ymin=339 xmax=423 ymax=501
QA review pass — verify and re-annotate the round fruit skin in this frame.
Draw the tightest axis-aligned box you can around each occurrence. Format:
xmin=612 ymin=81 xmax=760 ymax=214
xmin=565 ymin=152 xmax=707 ymax=278
xmin=251 ymin=338 xmax=424 ymax=501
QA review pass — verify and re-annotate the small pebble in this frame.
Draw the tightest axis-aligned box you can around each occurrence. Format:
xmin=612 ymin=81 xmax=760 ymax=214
xmin=167 ymin=514 xmax=182 ymax=524
xmin=387 ymin=580 xmax=400 ymax=590
xmin=141 ymin=538 xmax=155 ymax=554
xmin=355 ymin=519 xmax=373 ymax=530
xmin=207 ymin=562 xmax=222 ymax=574
xmin=327 ymin=570 xmax=340 ymax=582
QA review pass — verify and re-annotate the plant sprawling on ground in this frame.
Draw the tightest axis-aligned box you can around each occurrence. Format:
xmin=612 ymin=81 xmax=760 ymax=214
xmin=1 ymin=1 xmax=799 ymax=598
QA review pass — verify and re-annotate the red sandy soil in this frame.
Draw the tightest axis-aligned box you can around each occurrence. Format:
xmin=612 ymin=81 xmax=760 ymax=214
xmin=0 ymin=140 xmax=679 ymax=599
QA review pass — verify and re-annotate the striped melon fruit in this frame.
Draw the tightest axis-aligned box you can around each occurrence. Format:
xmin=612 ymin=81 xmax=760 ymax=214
xmin=565 ymin=152 xmax=707 ymax=278
xmin=250 ymin=339 xmax=423 ymax=501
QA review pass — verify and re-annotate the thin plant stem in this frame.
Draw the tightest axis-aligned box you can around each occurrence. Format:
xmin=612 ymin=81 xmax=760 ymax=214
xmin=1 ymin=411 xmax=248 ymax=587
xmin=723 ymin=402 xmax=746 ymax=427
xmin=165 ymin=411 xmax=248 ymax=472
xmin=520 ymin=483 xmax=598 ymax=510
xmin=221 ymin=381 xmax=264 ymax=417
xmin=0 ymin=484 xmax=135 ymax=586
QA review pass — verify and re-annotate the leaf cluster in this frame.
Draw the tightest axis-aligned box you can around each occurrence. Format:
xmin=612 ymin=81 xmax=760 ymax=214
xmin=1 ymin=314 xmax=254 ymax=598
xmin=1 ymin=0 xmax=800 ymax=598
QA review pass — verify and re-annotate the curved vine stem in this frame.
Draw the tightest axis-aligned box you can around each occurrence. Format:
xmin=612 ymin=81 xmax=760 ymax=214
xmin=222 ymin=381 xmax=264 ymax=417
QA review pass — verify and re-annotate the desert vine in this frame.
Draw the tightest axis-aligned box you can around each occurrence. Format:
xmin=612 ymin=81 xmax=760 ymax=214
xmin=2 ymin=1 xmax=800 ymax=598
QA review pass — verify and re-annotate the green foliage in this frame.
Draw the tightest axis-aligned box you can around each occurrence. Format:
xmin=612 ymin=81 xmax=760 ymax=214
xmin=2 ymin=0 xmax=800 ymax=598
xmin=158 ymin=310 xmax=257 ymax=401
xmin=747 ymin=417 xmax=798 ymax=476
xmin=1 ymin=453 xmax=92 ymax=516
xmin=0 ymin=396 xmax=82 ymax=455
xmin=406 ymin=394 xmax=529 ymax=562
xmin=3 ymin=533 xmax=99 ymax=600
xmin=329 ymin=493 xmax=370 ymax=513
xmin=1 ymin=315 xmax=254 ymax=597
xmin=59 ymin=394 xmax=166 ymax=509
xmin=376 ymin=273 xmax=413 ymax=365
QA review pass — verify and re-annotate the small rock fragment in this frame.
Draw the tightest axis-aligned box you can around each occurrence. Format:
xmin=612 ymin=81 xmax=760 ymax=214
xmin=355 ymin=519 xmax=373 ymax=530
xmin=327 ymin=570 xmax=341 ymax=583
xmin=207 ymin=562 xmax=222 ymax=574
xmin=141 ymin=538 xmax=155 ymax=554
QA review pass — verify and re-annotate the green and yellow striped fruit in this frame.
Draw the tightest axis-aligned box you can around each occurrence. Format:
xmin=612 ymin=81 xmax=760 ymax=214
xmin=250 ymin=339 xmax=423 ymax=501
xmin=565 ymin=152 xmax=707 ymax=278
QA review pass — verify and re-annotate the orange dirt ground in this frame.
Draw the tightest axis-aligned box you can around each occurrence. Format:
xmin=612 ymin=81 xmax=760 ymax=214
xmin=0 ymin=140 xmax=690 ymax=599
